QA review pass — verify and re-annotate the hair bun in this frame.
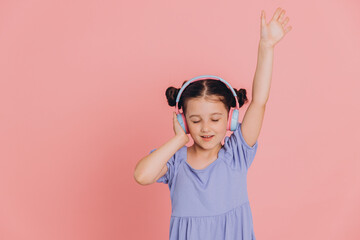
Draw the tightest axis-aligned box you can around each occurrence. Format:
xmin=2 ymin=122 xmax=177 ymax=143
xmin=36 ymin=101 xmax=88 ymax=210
xmin=165 ymin=87 xmax=180 ymax=107
xmin=235 ymin=88 xmax=249 ymax=107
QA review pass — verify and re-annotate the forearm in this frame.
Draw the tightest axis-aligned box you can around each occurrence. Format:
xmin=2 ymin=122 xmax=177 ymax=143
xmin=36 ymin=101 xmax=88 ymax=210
xmin=251 ymin=40 xmax=274 ymax=105
xmin=134 ymin=134 xmax=188 ymax=184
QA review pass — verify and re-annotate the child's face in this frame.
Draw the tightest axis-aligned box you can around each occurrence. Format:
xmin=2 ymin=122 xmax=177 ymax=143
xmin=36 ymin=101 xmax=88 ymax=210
xmin=185 ymin=96 xmax=228 ymax=149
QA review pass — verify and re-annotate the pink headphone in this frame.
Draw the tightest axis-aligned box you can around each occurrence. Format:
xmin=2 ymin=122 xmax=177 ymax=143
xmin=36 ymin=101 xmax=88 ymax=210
xmin=175 ymin=75 xmax=240 ymax=134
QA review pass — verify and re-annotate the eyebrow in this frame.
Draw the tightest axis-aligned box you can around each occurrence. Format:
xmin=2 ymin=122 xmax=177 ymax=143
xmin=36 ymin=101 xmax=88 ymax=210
xmin=189 ymin=113 xmax=223 ymax=118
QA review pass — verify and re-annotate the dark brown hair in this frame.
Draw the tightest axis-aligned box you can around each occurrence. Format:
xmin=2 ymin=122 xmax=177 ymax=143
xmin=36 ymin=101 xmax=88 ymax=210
xmin=165 ymin=79 xmax=248 ymax=116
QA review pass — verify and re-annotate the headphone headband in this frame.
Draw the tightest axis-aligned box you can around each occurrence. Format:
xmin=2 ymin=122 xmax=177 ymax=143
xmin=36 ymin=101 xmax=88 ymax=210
xmin=175 ymin=75 xmax=240 ymax=114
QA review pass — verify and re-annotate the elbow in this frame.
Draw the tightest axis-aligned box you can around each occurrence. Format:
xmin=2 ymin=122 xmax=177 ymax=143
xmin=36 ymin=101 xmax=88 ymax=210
xmin=134 ymin=170 xmax=145 ymax=185
xmin=134 ymin=161 xmax=145 ymax=185
xmin=134 ymin=173 xmax=143 ymax=185
xmin=134 ymin=171 xmax=153 ymax=186
xmin=134 ymin=157 xmax=156 ymax=185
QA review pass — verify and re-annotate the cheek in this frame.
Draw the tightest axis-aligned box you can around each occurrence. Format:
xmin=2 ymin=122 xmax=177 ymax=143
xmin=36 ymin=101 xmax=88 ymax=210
xmin=218 ymin=122 xmax=228 ymax=134
xmin=186 ymin=122 xmax=196 ymax=132
xmin=219 ymin=119 xmax=227 ymax=127
xmin=219 ymin=124 xmax=227 ymax=133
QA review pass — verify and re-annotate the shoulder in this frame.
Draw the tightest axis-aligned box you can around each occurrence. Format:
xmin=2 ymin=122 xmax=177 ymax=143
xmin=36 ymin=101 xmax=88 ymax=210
xmin=154 ymin=146 xmax=187 ymax=184
xmin=221 ymin=122 xmax=259 ymax=170
xmin=224 ymin=122 xmax=258 ymax=150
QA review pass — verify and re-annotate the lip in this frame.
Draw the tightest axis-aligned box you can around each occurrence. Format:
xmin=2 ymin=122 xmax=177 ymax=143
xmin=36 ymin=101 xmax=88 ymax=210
xmin=201 ymin=135 xmax=214 ymax=141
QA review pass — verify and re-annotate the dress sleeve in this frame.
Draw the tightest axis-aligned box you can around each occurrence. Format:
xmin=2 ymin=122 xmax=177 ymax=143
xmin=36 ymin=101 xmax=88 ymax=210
xmin=149 ymin=148 xmax=181 ymax=187
xmin=223 ymin=122 xmax=259 ymax=171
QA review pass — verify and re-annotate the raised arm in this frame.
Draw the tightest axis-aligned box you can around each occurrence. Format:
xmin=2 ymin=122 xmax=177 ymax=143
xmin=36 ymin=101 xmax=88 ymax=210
xmin=241 ymin=7 xmax=292 ymax=147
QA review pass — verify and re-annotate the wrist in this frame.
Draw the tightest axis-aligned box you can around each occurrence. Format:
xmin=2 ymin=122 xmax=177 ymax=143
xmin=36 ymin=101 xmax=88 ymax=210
xmin=175 ymin=133 xmax=189 ymax=145
xmin=259 ymin=39 xmax=274 ymax=50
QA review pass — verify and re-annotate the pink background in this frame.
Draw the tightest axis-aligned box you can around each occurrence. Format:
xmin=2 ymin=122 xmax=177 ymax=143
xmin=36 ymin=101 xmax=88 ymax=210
xmin=0 ymin=0 xmax=359 ymax=239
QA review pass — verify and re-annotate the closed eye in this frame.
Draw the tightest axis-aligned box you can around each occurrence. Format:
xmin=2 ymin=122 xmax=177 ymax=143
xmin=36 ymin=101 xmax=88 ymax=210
xmin=192 ymin=119 xmax=220 ymax=123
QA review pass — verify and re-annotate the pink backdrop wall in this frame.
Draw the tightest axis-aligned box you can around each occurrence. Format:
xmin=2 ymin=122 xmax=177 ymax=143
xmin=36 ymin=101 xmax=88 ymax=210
xmin=0 ymin=0 xmax=359 ymax=239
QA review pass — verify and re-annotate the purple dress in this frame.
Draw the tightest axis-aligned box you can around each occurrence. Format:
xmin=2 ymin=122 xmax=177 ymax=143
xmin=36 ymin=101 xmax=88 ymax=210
xmin=150 ymin=122 xmax=259 ymax=240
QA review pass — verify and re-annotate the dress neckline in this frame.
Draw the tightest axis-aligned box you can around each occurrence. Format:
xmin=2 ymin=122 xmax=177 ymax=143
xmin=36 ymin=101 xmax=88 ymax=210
xmin=184 ymin=146 xmax=224 ymax=172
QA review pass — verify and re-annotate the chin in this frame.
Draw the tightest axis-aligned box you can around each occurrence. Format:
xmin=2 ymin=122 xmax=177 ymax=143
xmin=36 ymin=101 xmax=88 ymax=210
xmin=197 ymin=138 xmax=219 ymax=146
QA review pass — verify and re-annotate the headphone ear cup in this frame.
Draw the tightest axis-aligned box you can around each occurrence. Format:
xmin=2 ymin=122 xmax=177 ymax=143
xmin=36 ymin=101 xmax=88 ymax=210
xmin=227 ymin=108 xmax=233 ymax=131
xmin=176 ymin=113 xmax=188 ymax=134
xmin=181 ymin=113 xmax=189 ymax=134
xmin=229 ymin=109 xmax=239 ymax=131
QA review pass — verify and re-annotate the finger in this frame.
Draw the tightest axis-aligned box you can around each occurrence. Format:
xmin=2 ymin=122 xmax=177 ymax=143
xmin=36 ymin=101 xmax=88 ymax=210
xmin=284 ymin=26 xmax=292 ymax=34
xmin=278 ymin=10 xmax=285 ymax=22
xmin=272 ymin=7 xmax=282 ymax=21
xmin=282 ymin=17 xmax=289 ymax=26
xmin=261 ymin=10 xmax=266 ymax=27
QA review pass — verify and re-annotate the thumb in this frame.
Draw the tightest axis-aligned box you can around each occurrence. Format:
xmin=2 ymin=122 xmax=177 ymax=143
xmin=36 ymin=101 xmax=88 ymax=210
xmin=173 ymin=112 xmax=180 ymax=126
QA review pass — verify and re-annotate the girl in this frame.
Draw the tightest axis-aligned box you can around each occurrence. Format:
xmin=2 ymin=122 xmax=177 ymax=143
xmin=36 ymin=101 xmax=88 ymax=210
xmin=134 ymin=7 xmax=292 ymax=240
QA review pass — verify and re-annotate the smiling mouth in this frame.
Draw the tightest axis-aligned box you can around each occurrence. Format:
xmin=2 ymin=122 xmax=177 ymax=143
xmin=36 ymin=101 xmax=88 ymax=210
xmin=201 ymin=135 xmax=214 ymax=139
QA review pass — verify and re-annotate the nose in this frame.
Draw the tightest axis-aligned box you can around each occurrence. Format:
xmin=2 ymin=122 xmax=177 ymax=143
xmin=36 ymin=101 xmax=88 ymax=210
xmin=201 ymin=121 xmax=210 ymax=132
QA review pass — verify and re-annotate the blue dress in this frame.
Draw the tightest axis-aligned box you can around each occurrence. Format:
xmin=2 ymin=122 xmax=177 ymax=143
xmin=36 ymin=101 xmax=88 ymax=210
xmin=150 ymin=122 xmax=259 ymax=240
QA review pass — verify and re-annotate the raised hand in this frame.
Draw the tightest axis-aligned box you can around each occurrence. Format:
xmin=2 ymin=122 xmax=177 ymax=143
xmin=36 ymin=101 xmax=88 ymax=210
xmin=173 ymin=112 xmax=189 ymax=142
xmin=260 ymin=7 xmax=292 ymax=48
